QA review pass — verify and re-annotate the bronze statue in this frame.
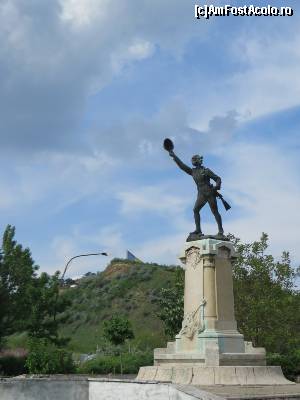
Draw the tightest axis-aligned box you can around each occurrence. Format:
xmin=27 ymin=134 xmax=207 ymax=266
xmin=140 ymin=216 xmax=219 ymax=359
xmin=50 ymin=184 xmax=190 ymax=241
xmin=163 ymin=138 xmax=230 ymax=241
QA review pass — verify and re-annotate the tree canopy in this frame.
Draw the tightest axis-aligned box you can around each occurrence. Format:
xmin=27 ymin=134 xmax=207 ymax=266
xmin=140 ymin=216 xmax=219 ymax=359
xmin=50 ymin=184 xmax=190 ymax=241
xmin=231 ymin=233 xmax=300 ymax=353
xmin=156 ymin=268 xmax=184 ymax=338
xmin=103 ymin=315 xmax=134 ymax=346
xmin=0 ymin=225 xmax=68 ymax=348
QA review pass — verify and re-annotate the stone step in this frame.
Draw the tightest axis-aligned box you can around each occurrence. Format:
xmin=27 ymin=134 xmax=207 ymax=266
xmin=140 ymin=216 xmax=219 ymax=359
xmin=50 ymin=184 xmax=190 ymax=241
xmin=137 ymin=366 xmax=294 ymax=386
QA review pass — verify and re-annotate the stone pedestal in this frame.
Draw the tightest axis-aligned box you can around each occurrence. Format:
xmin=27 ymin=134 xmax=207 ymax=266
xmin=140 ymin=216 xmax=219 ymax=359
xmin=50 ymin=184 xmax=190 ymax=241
xmin=175 ymin=239 xmax=245 ymax=358
xmin=137 ymin=238 xmax=293 ymax=385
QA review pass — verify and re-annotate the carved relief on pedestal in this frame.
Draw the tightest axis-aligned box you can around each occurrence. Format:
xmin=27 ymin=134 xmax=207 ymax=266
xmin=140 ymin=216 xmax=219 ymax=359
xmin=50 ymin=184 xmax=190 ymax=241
xmin=186 ymin=247 xmax=201 ymax=270
xmin=218 ymin=245 xmax=231 ymax=259
xmin=179 ymin=299 xmax=206 ymax=339
xmin=203 ymin=256 xmax=215 ymax=268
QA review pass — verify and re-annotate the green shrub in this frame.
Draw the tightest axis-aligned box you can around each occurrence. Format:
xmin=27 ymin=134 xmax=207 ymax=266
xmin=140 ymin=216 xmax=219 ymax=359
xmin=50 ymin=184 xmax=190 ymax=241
xmin=267 ymin=351 xmax=300 ymax=381
xmin=78 ymin=352 xmax=153 ymax=374
xmin=103 ymin=315 xmax=134 ymax=346
xmin=25 ymin=338 xmax=75 ymax=374
xmin=121 ymin=352 xmax=153 ymax=374
xmin=78 ymin=355 xmax=119 ymax=374
xmin=0 ymin=356 xmax=27 ymax=376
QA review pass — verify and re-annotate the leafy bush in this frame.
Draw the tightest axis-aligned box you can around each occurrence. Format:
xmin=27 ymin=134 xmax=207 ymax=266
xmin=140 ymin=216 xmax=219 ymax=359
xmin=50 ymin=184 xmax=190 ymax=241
xmin=267 ymin=351 xmax=300 ymax=381
xmin=78 ymin=355 xmax=119 ymax=374
xmin=156 ymin=268 xmax=184 ymax=338
xmin=78 ymin=352 xmax=153 ymax=374
xmin=103 ymin=315 xmax=134 ymax=346
xmin=25 ymin=338 xmax=75 ymax=374
xmin=0 ymin=356 xmax=27 ymax=376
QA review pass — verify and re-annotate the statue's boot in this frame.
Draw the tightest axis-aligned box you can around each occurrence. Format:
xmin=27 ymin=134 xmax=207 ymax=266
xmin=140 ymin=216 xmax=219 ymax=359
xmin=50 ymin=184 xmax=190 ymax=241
xmin=190 ymin=230 xmax=204 ymax=236
xmin=216 ymin=232 xmax=225 ymax=239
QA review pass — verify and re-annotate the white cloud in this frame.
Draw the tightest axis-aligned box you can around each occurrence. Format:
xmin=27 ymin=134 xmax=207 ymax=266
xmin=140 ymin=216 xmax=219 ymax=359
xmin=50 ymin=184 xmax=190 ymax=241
xmin=51 ymin=235 xmax=77 ymax=265
xmin=136 ymin=233 xmax=186 ymax=265
xmin=41 ymin=224 xmax=125 ymax=276
xmin=128 ymin=39 xmax=154 ymax=60
xmin=223 ymin=142 xmax=300 ymax=262
xmin=188 ymin=18 xmax=300 ymax=128
xmin=0 ymin=0 xmax=207 ymax=153
xmin=90 ymin=97 xmax=241 ymax=164
xmin=117 ymin=184 xmax=188 ymax=217
xmin=134 ymin=219 xmax=220 ymax=266
xmin=0 ymin=150 xmax=117 ymax=215
xmin=111 ymin=38 xmax=155 ymax=74
xmin=59 ymin=0 xmax=109 ymax=28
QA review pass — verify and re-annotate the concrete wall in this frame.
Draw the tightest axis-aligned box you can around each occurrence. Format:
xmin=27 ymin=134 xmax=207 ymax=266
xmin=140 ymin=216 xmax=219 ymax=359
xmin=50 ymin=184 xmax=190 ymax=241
xmin=0 ymin=377 xmax=88 ymax=400
xmin=0 ymin=377 xmax=223 ymax=400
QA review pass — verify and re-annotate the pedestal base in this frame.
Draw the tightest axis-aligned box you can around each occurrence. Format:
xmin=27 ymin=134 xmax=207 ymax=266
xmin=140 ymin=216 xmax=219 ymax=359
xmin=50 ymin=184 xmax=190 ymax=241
xmin=176 ymin=329 xmax=246 ymax=356
xmin=154 ymin=340 xmax=266 ymax=367
xmin=137 ymin=365 xmax=294 ymax=386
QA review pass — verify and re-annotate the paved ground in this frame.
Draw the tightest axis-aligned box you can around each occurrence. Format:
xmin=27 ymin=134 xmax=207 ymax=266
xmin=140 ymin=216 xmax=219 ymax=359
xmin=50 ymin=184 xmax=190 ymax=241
xmin=197 ymin=384 xmax=300 ymax=399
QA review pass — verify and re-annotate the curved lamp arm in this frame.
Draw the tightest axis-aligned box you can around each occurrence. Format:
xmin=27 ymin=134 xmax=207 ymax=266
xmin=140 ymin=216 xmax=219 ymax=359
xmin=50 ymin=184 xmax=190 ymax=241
xmin=61 ymin=252 xmax=108 ymax=281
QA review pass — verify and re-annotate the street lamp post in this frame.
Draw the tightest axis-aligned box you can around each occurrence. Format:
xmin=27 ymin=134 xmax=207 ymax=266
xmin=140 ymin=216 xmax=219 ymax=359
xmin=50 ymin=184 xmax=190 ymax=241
xmin=53 ymin=251 xmax=108 ymax=322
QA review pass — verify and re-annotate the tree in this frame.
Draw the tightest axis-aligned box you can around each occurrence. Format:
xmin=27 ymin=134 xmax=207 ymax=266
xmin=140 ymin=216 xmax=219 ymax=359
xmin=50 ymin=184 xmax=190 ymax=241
xmin=103 ymin=315 xmax=134 ymax=374
xmin=0 ymin=225 xmax=69 ymax=348
xmin=231 ymin=233 xmax=300 ymax=353
xmin=103 ymin=315 xmax=134 ymax=346
xmin=25 ymin=337 xmax=75 ymax=374
xmin=26 ymin=272 xmax=70 ymax=345
xmin=156 ymin=267 xmax=184 ymax=338
xmin=0 ymin=225 xmax=38 ymax=346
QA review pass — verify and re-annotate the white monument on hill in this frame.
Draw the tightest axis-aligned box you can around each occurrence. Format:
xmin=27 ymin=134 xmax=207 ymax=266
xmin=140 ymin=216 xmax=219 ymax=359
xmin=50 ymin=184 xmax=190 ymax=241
xmin=137 ymin=237 xmax=293 ymax=385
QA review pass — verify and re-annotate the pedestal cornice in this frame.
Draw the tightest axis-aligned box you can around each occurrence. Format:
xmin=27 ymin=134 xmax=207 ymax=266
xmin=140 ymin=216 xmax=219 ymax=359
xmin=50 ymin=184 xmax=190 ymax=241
xmin=179 ymin=238 xmax=237 ymax=264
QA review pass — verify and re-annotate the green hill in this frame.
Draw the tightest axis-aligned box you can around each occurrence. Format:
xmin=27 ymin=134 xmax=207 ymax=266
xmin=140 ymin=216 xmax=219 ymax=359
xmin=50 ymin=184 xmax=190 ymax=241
xmin=58 ymin=259 xmax=180 ymax=353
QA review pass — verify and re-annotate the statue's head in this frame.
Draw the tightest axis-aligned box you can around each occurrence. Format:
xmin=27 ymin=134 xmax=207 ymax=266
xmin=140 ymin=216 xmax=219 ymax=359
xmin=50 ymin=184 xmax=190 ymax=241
xmin=191 ymin=154 xmax=203 ymax=167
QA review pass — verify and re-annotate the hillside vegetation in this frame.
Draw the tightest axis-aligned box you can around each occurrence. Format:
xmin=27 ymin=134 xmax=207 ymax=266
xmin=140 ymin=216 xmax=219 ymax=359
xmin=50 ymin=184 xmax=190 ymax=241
xmin=57 ymin=259 xmax=179 ymax=353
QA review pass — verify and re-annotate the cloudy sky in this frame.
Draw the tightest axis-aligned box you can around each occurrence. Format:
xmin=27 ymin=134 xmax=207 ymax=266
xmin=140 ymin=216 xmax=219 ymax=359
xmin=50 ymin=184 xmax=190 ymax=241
xmin=0 ymin=0 xmax=299 ymax=278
